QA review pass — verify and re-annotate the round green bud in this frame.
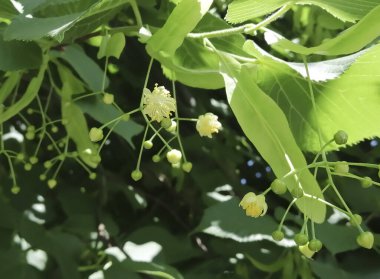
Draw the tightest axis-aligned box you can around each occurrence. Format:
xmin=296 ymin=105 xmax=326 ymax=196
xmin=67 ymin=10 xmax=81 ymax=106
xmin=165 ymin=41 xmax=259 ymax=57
xmin=48 ymin=179 xmax=57 ymax=189
xmin=47 ymin=144 xmax=54 ymax=151
xmin=182 ymin=162 xmax=193 ymax=173
xmin=24 ymin=163 xmax=32 ymax=171
xmin=143 ymin=140 xmax=153 ymax=149
xmin=103 ymin=93 xmax=114 ymax=105
xmin=25 ymin=131 xmax=35 ymax=140
xmin=270 ymin=179 xmax=287 ymax=195
xmin=160 ymin=118 xmax=172 ymax=129
xmin=131 ymin=170 xmax=143 ymax=181
xmin=44 ymin=161 xmax=52 ymax=169
xmin=89 ymin=127 xmax=104 ymax=142
xmin=356 ymin=231 xmax=374 ymax=249
xmin=272 ymin=230 xmax=284 ymax=241
xmin=291 ymin=187 xmax=303 ymax=198
xmin=361 ymin=176 xmax=373 ymax=188
xmin=16 ymin=153 xmax=25 ymax=161
xmin=39 ymin=174 xmax=47 ymax=181
xmin=122 ymin=113 xmax=130 ymax=121
xmin=11 ymin=186 xmax=20 ymax=194
xmin=29 ymin=156 xmax=38 ymax=164
xmin=51 ymin=126 xmax=59 ymax=133
xmin=334 ymin=161 xmax=349 ymax=174
xmin=58 ymin=154 xmax=65 ymax=161
xmin=152 ymin=155 xmax=161 ymax=163
xmin=350 ymin=214 xmax=362 ymax=226
xmin=166 ymin=149 xmax=182 ymax=164
xmin=294 ymin=233 xmax=309 ymax=246
xmin=334 ymin=130 xmax=348 ymax=145
xmin=26 ymin=108 xmax=33 ymax=115
xmin=27 ymin=125 xmax=35 ymax=132
xmin=89 ymin=173 xmax=97 ymax=180
xmin=308 ymin=239 xmax=323 ymax=252
xmin=166 ymin=120 xmax=177 ymax=133
xmin=61 ymin=119 xmax=69 ymax=125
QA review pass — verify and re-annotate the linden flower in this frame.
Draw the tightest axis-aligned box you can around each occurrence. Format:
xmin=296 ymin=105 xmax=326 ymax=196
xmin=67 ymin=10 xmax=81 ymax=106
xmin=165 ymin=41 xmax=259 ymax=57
xmin=239 ymin=192 xmax=268 ymax=218
xmin=196 ymin=113 xmax=222 ymax=138
xmin=142 ymin=84 xmax=176 ymax=122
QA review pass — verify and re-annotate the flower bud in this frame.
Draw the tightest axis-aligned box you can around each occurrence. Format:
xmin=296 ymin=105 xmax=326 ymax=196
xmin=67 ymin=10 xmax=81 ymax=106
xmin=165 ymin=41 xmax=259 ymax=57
xmin=103 ymin=93 xmax=114 ymax=105
xmin=356 ymin=232 xmax=374 ymax=249
xmin=294 ymin=233 xmax=308 ymax=246
xmin=131 ymin=170 xmax=142 ymax=181
xmin=270 ymin=179 xmax=287 ymax=195
xmin=143 ymin=140 xmax=153 ymax=149
xmin=361 ymin=176 xmax=373 ymax=188
xmin=272 ymin=230 xmax=284 ymax=241
xmin=308 ymin=239 xmax=323 ymax=252
xmin=350 ymin=214 xmax=362 ymax=226
xmin=89 ymin=127 xmax=104 ymax=142
xmin=334 ymin=161 xmax=349 ymax=174
xmin=48 ymin=179 xmax=57 ymax=189
xmin=182 ymin=162 xmax=193 ymax=173
xmin=334 ymin=130 xmax=348 ymax=145
xmin=166 ymin=149 xmax=182 ymax=164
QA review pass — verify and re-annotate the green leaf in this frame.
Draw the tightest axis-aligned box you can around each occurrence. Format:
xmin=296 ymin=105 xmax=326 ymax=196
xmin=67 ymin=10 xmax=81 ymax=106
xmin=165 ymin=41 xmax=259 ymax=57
xmin=0 ymin=72 xmax=22 ymax=104
xmin=147 ymin=0 xmax=213 ymax=57
xmin=317 ymin=223 xmax=358 ymax=254
xmin=226 ymin=0 xmax=288 ymax=23
xmin=146 ymin=0 xmax=222 ymax=88
xmin=76 ymin=96 xmax=144 ymax=148
xmin=0 ymin=59 xmax=47 ymax=124
xmin=109 ymin=259 xmax=184 ymax=279
xmin=18 ymin=218 xmax=83 ymax=279
xmin=218 ymin=55 xmax=326 ymax=223
xmin=55 ymin=44 xmax=108 ymax=92
xmin=246 ymin=254 xmax=285 ymax=273
xmin=0 ymin=0 xmax=19 ymax=19
xmin=3 ymin=13 xmax=84 ymax=42
xmin=97 ymin=32 xmax=126 ymax=60
xmin=226 ymin=0 xmax=379 ymax=23
xmin=264 ymin=5 xmax=380 ymax=55
xmin=57 ymin=64 xmax=100 ymax=168
xmin=0 ymin=35 xmax=42 ymax=71
xmin=251 ymin=43 xmax=380 ymax=152
xmin=127 ymin=226 xmax=200 ymax=264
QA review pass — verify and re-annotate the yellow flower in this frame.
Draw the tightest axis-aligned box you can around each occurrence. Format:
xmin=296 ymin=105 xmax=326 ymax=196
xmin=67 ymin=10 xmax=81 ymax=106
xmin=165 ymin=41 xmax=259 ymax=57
xmin=196 ymin=113 xmax=222 ymax=138
xmin=142 ymin=84 xmax=176 ymax=122
xmin=239 ymin=192 xmax=267 ymax=218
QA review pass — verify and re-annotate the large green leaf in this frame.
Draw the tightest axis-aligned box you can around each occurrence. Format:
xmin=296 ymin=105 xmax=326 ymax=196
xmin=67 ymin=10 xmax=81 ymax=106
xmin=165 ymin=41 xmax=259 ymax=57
xmin=57 ymin=64 xmax=100 ymax=168
xmin=105 ymin=260 xmax=183 ymax=279
xmin=3 ymin=13 xmax=84 ymax=42
xmin=146 ymin=0 xmax=221 ymax=89
xmin=250 ymin=42 xmax=380 ymax=152
xmin=263 ymin=5 xmax=380 ymax=56
xmin=0 ymin=72 xmax=22 ymax=104
xmin=161 ymin=13 xmax=248 ymax=89
xmin=219 ymin=55 xmax=326 ymax=223
xmin=54 ymin=44 xmax=108 ymax=92
xmin=226 ymin=0 xmax=380 ymax=23
xmin=0 ymin=35 xmax=42 ymax=71
xmin=0 ymin=59 xmax=47 ymax=124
